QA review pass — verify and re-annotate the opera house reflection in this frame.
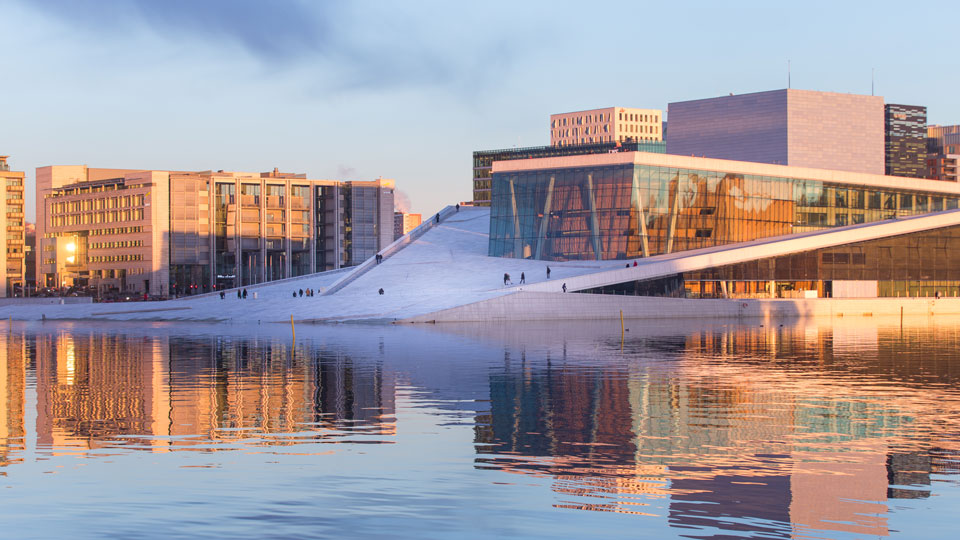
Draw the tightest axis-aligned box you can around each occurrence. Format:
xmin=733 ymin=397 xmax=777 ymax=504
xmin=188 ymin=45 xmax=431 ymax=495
xmin=1 ymin=320 xmax=959 ymax=539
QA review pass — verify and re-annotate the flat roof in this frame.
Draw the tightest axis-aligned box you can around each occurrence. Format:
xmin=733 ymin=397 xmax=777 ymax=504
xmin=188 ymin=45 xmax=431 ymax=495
xmin=492 ymin=151 xmax=960 ymax=196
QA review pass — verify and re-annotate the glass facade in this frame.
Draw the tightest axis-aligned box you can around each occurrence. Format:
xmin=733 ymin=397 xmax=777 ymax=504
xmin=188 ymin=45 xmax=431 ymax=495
xmin=490 ymin=162 xmax=960 ymax=261
xmin=580 ymin=224 xmax=960 ymax=299
xmin=885 ymin=104 xmax=927 ymax=179
xmin=473 ymin=141 xmax=665 ymax=206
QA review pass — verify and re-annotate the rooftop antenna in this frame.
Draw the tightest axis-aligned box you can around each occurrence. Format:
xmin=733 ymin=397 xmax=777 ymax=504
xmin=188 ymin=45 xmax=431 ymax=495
xmin=871 ymin=68 xmax=875 ymax=96
xmin=788 ymin=60 xmax=791 ymax=89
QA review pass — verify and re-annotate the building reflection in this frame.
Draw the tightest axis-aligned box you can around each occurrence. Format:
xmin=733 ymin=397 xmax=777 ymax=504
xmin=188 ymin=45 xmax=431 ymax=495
xmin=1 ymin=329 xmax=26 ymax=468
xmin=474 ymin=322 xmax=960 ymax=538
xmin=29 ymin=331 xmax=395 ymax=452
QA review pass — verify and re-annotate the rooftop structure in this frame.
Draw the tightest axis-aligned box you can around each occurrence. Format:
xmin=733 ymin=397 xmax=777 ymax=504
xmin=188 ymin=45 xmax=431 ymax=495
xmin=36 ymin=165 xmax=394 ymax=297
xmin=667 ymin=89 xmax=886 ymax=175
xmin=550 ymin=107 xmax=663 ymax=147
xmin=0 ymin=156 xmax=26 ymax=297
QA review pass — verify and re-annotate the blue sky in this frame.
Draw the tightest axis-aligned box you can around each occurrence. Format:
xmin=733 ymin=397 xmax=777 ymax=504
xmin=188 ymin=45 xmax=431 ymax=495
xmin=2 ymin=0 xmax=958 ymax=221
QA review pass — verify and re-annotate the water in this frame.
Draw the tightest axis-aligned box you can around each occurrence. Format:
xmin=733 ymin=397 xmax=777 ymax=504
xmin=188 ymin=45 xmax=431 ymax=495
xmin=1 ymin=318 xmax=959 ymax=539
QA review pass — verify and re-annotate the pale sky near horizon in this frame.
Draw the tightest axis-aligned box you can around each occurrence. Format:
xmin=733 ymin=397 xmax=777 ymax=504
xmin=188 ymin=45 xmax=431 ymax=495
xmin=3 ymin=0 xmax=959 ymax=222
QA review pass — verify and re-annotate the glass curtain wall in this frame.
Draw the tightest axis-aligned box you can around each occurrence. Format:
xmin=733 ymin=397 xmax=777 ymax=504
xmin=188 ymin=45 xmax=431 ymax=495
xmin=214 ymin=183 xmax=236 ymax=289
xmin=490 ymin=164 xmax=960 ymax=261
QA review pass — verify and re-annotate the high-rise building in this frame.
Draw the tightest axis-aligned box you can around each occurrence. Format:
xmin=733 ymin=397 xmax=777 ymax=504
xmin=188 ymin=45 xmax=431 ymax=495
xmin=925 ymin=125 xmax=960 ymax=182
xmin=884 ymin=104 xmax=927 ymax=178
xmin=667 ymin=89 xmax=886 ymax=175
xmin=0 ymin=156 xmax=26 ymax=297
xmin=550 ymin=107 xmax=663 ymax=147
xmin=36 ymin=166 xmax=394 ymax=297
xmin=394 ymin=212 xmax=422 ymax=240
xmin=472 ymin=140 xmax=666 ymax=206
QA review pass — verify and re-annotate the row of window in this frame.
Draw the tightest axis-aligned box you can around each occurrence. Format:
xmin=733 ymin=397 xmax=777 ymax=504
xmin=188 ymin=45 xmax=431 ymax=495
xmin=90 ymin=240 xmax=143 ymax=249
xmin=51 ymin=209 xmax=145 ymax=227
xmin=89 ymin=254 xmax=143 ymax=263
xmin=50 ymin=182 xmax=128 ymax=196
xmin=50 ymin=194 xmax=146 ymax=213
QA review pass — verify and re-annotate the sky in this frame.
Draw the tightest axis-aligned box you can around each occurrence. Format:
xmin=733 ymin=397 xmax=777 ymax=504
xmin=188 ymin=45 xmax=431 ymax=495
xmin=2 ymin=0 xmax=959 ymax=222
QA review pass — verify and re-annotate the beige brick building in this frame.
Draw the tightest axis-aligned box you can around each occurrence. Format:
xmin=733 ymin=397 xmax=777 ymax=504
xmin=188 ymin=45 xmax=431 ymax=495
xmin=37 ymin=166 xmax=395 ymax=298
xmin=1 ymin=156 xmax=26 ymax=297
xmin=550 ymin=107 xmax=663 ymax=147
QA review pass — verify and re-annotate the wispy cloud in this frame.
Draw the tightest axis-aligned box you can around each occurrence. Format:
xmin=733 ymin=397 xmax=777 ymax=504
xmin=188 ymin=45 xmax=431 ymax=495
xmin=17 ymin=0 xmax=531 ymax=96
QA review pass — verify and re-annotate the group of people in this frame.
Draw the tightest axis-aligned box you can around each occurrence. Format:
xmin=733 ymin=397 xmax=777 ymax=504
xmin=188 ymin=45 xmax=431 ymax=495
xmin=292 ymin=288 xmax=316 ymax=298
xmin=375 ymin=253 xmax=384 ymax=264
xmin=220 ymin=288 xmax=249 ymax=299
xmin=502 ymin=266 xmax=565 ymax=292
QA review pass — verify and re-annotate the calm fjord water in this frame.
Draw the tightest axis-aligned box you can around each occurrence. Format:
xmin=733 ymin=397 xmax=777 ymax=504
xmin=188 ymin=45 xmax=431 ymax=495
xmin=1 ymin=319 xmax=958 ymax=539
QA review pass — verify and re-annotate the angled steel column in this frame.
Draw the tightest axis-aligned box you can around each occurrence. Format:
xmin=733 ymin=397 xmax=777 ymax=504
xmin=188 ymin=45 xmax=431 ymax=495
xmin=586 ymin=173 xmax=601 ymax=260
xmin=509 ymin=177 xmax=523 ymax=258
xmin=632 ymin=172 xmax=649 ymax=258
xmin=534 ymin=175 xmax=555 ymax=260
xmin=665 ymin=176 xmax=681 ymax=254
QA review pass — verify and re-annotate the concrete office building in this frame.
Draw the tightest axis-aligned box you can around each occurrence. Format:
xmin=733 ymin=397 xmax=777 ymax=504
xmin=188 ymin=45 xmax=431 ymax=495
xmin=551 ymin=107 xmax=663 ymax=147
xmin=884 ymin=104 xmax=927 ymax=178
xmin=667 ymin=89 xmax=886 ymax=175
xmin=472 ymin=140 xmax=666 ymax=206
xmin=927 ymin=125 xmax=960 ymax=182
xmin=37 ymin=166 xmax=394 ymax=297
xmin=0 ymin=156 xmax=26 ymax=297
xmin=394 ymin=212 xmax=421 ymax=240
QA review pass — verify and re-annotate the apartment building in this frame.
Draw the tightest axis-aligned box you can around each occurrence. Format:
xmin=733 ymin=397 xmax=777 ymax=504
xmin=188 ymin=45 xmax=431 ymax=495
xmin=394 ymin=212 xmax=422 ymax=240
xmin=37 ymin=166 xmax=394 ymax=297
xmin=550 ymin=107 xmax=663 ymax=147
xmin=0 ymin=156 xmax=26 ymax=297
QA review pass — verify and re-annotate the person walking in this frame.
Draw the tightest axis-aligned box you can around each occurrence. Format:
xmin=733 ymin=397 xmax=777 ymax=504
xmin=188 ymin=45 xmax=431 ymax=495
xmin=456 ymin=203 xmax=460 ymax=212
xmin=292 ymin=291 xmax=297 ymax=298
xmin=299 ymin=288 xmax=304 ymax=297
xmin=503 ymin=273 xmax=511 ymax=286
xmin=435 ymin=213 xmax=440 ymax=224
xmin=546 ymin=266 xmax=551 ymax=279
xmin=562 ymin=283 xmax=567 ymax=293
xmin=378 ymin=288 xmax=384 ymax=295
xmin=219 ymin=291 xmax=225 ymax=300
xmin=520 ymin=272 xmax=525 ymax=284
xmin=242 ymin=288 xmax=248 ymax=299
xmin=237 ymin=290 xmax=242 ymax=299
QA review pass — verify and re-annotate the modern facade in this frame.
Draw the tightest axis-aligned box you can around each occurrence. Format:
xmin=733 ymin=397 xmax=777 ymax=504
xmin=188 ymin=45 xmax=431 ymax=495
xmin=550 ymin=107 xmax=663 ymax=147
xmin=666 ymin=89 xmax=886 ymax=175
xmin=884 ymin=104 xmax=927 ymax=178
xmin=0 ymin=156 xmax=26 ymax=297
xmin=489 ymin=151 xmax=960 ymax=271
xmin=472 ymin=140 xmax=665 ymax=206
xmin=37 ymin=166 xmax=394 ymax=297
xmin=926 ymin=125 xmax=960 ymax=182
xmin=394 ymin=212 xmax=422 ymax=240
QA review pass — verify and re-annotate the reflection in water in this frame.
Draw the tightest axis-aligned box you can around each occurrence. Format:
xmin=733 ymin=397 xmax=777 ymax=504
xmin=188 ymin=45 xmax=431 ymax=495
xmin=1 ymin=320 xmax=959 ymax=539
xmin=26 ymin=329 xmax=396 ymax=452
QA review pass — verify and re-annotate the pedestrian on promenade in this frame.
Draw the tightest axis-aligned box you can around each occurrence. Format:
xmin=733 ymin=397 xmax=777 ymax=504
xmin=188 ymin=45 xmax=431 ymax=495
xmin=293 ymin=291 xmax=297 ymax=298
xmin=299 ymin=288 xmax=304 ymax=297
xmin=379 ymin=288 xmax=384 ymax=295
xmin=520 ymin=272 xmax=525 ymax=284
xmin=546 ymin=266 xmax=551 ymax=279
xmin=633 ymin=261 xmax=637 ymax=267
xmin=220 ymin=291 xmax=225 ymax=300
xmin=456 ymin=203 xmax=460 ymax=212
xmin=562 ymin=283 xmax=567 ymax=293
xmin=503 ymin=273 xmax=511 ymax=286
xmin=435 ymin=213 xmax=440 ymax=224
xmin=242 ymin=288 xmax=248 ymax=299
xmin=237 ymin=290 xmax=242 ymax=299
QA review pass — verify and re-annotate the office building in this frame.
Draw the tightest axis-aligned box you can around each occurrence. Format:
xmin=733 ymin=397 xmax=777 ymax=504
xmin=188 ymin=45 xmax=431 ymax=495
xmin=394 ymin=212 xmax=421 ymax=240
xmin=0 ymin=156 xmax=26 ymax=297
xmin=550 ymin=107 xmax=663 ymax=147
xmin=36 ymin=166 xmax=394 ymax=297
xmin=926 ymin=125 xmax=960 ymax=182
xmin=489 ymin=151 xmax=960 ymax=298
xmin=884 ymin=104 xmax=927 ymax=178
xmin=472 ymin=140 xmax=665 ymax=206
xmin=667 ymin=89 xmax=885 ymax=174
